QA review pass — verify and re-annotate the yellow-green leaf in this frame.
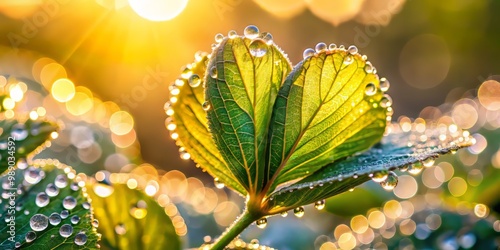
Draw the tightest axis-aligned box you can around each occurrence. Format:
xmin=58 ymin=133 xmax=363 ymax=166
xmin=88 ymin=181 xmax=181 ymax=250
xmin=265 ymin=47 xmax=388 ymax=194
xmin=264 ymin=124 xmax=472 ymax=213
xmin=169 ymin=52 xmax=246 ymax=196
xmin=205 ymin=33 xmax=291 ymax=194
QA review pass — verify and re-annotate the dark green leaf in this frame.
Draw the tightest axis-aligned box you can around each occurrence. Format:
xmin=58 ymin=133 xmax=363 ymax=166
xmin=265 ymin=124 xmax=473 ymax=213
xmin=205 ymin=35 xmax=291 ymax=194
xmin=170 ymin=52 xmax=246 ymax=196
xmin=0 ymin=118 xmax=58 ymax=174
xmin=87 ymin=180 xmax=181 ymax=250
xmin=265 ymin=48 xmax=388 ymax=194
xmin=0 ymin=161 xmax=100 ymax=249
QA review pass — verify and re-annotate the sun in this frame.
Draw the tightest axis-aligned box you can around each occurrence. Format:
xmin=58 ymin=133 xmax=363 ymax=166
xmin=128 ymin=0 xmax=188 ymax=22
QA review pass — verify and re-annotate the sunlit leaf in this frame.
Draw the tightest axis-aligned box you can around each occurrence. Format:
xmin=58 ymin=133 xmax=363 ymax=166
xmin=265 ymin=124 xmax=473 ymax=213
xmin=169 ymin=52 xmax=246 ymax=196
xmin=265 ymin=47 xmax=388 ymax=194
xmin=0 ymin=118 xmax=58 ymax=174
xmin=87 ymin=180 xmax=181 ymax=250
xmin=0 ymin=161 xmax=100 ymax=249
xmin=205 ymin=33 xmax=291 ymax=194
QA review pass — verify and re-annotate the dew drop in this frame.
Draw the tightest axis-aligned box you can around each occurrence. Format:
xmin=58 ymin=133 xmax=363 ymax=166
xmin=262 ymin=32 xmax=273 ymax=45
xmin=70 ymin=182 xmax=79 ymax=191
xmin=371 ymin=171 xmax=389 ymax=183
xmin=202 ymin=101 xmax=211 ymax=111
xmin=365 ymin=82 xmax=377 ymax=96
xmin=214 ymin=178 xmax=225 ymax=189
xmin=293 ymin=206 xmax=305 ymax=218
xmin=408 ymin=162 xmax=424 ymax=175
xmin=35 ymin=192 xmax=49 ymax=207
xmin=45 ymin=183 xmax=59 ymax=197
xmin=380 ymin=94 xmax=393 ymax=108
xmin=188 ymin=74 xmax=201 ymax=88
xmin=302 ymin=48 xmax=315 ymax=59
xmin=348 ymin=45 xmax=358 ymax=55
xmin=59 ymin=224 xmax=73 ymax=238
xmin=256 ymin=218 xmax=267 ymax=229
xmin=54 ymin=174 xmax=68 ymax=188
xmin=71 ymin=215 xmax=80 ymax=224
xmin=60 ymin=210 xmax=69 ymax=219
xmin=343 ymin=55 xmax=353 ymax=65
xmin=82 ymin=202 xmax=90 ymax=210
xmin=249 ymin=39 xmax=268 ymax=57
xmin=210 ymin=66 xmax=217 ymax=79
xmin=244 ymin=25 xmax=259 ymax=39
xmin=214 ymin=33 xmax=224 ymax=43
xmin=25 ymin=167 xmax=43 ymax=185
xmin=15 ymin=242 xmax=20 ymax=248
xmin=423 ymin=158 xmax=435 ymax=167
xmin=30 ymin=214 xmax=49 ymax=231
xmin=62 ymin=196 xmax=77 ymax=210
xmin=314 ymin=200 xmax=326 ymax=210
xmin=115 ymin=223 xmax=127 ymax=235
xmin=228 ymin=30 xmax=238 ymax=39
xmin=380 ymin=171 xmax=398 ymax=190
xmin=49 ymin=213 xmax=61 ymax=226
xmin=328 ymin=43 xmax=337 ymax=50
xmin=17 ymin=159 xmax=28 ymax=169
xmin=25 ymin=231 xmax=36 ymax=243
xmin=11 ymin=123 xmax=28 ymax=141
xmin=380 ymin=77 xmax=390 ymax=92
xmin=364 ymin=62 xmax=374 ymax=73
xmin=315 ymin=42 xmax=327 ymax=53
xmin=280 ymin=211 xmax=288 ymax=217
xmin=181 ymin=67 xmax=192 ymax=79
xmin=74 ymin=232 xmax=87 ymax=246
xmin=92 ymin=219 xmax=99 ymax=228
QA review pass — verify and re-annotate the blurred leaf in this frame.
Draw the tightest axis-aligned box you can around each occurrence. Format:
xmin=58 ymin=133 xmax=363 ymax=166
xmin=87 ymin=182 xmax=181 ymax=250
xmin=0 ymin=118 xmax=58 ymax=174
xmin=170 ymin=52 xmax=246 ymax=196
xmin=266 ymin=47 xmax=387 ymax=194
xmin=325 ymin=185 xmax=387 ymax=217
xmin=0 ymin=161 xmax=100 ymax=249
xmin=266 ymin=125 xmax=472 ymax=212
xmin=205 ymin=34 xmax=291 ymax=194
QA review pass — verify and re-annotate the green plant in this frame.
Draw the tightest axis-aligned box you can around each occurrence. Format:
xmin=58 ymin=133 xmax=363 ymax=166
xmin=0 ymin=25 xmax=476 ymax=250
xmin=165 ymin=25 xmax=472 ymax=249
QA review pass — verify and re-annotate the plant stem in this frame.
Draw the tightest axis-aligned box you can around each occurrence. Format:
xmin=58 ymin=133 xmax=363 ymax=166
xmin=210 ymin=209 xmax=257 ymax=250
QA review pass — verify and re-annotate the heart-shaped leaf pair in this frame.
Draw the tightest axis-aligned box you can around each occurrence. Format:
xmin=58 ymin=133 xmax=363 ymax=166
xmin=165 ymin=25 xmax=472 ymax=216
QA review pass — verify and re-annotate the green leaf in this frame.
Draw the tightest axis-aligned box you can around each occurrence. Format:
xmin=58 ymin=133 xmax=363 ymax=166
xmin=87 ymin=180 xmax=181 ymax=250
xmin=0 ymin=161 xmax=100 ymax=249
xmin=205 ymin=35 xmax=291 ymax=194
xmin=265 ymin=48 xmax=388 ymax=193
xmin=0 ymin=118 xmax=59 ymax=174
xmin=265 ymin=124 xmax=473 ymax=213
xmin=169 ymin=52 xmax=246 ymax=196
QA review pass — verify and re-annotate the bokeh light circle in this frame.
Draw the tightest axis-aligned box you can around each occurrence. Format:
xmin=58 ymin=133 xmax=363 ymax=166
xmin=128 ymin=0 xmax=188 ymax=21
xmin=51 ymin=78 xmax=75 ymax=102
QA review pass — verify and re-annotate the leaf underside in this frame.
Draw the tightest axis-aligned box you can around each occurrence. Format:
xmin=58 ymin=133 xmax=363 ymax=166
xmin=171 ymin=52 xmax=247 ymax=196
xmin=265 ymin=49 xmax=387 ymax=194
xmin=205 ymin=37 xmax=291 ymax=194
xmin=87 ymin=182 xmax=181 ymax=250
xmin=265 ymin=125 xmax=473 ymax=213
xmin=0 ymin=118 xmax=58 ymax=174
xmin=0 ymin=162 xmax=100 ymax=249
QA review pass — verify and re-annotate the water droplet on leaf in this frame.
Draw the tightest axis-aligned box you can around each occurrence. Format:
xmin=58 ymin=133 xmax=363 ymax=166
xmin=294 ymin=206 xmax=305 ymax=218
xmin=74 ymin=232 xmax=87 ymax=246
xmin=25 ymin=231 xmax=36 ymax=243
xmin=59 ymin=224 xmax=73 ymax=238
xmin=315 ymin=42 xmax=327 ymax=53
xmin=214 ymin=178 xmax=225 ymax=189
xmin=62 ymin=196 xmax=77 ymax=210
xmin=189 ymin=74 xmax=201 ymax=88
xmin=256 ymin=218 xmax=267 ymax=229
xmin=210 ymin=66 xmax=217 ymax=78
xmin=30 ymin=214 xmax=48 ymax=231
xmin=202 ymin=101 xmax=211 ymax=111
xmin=49 ymin=213 xmax=61 ymax=226
xmin=249 ymin=39 xmax=268 ymax=57
xmin=365 ymin=82 xmax=377 ymax=96
xmin=35 ymin=192 xmax=49 ymax=207
xmin=380 ymin=77 xmax=390 ymax=92
xmin=314 ymin=200 xmax=325 ymax=210
xmin=380 ymin=171 xmax=398 ymax=190
xmin=371 ymin=171 xmax=389 ymax=183
xmin=214 ymin=33 xmax=224 ymax=43
xmin=303 ymin=48 xmax=315 ymax=59
xmin=244 ymin=25 xmax=259 ymax=39
xmin=348 ymin=45 xmax=358 ymax=55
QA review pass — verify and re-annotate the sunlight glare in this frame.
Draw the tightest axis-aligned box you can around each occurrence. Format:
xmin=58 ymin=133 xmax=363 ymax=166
xmin=128 ymin=0 xmax=188 ymax=21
